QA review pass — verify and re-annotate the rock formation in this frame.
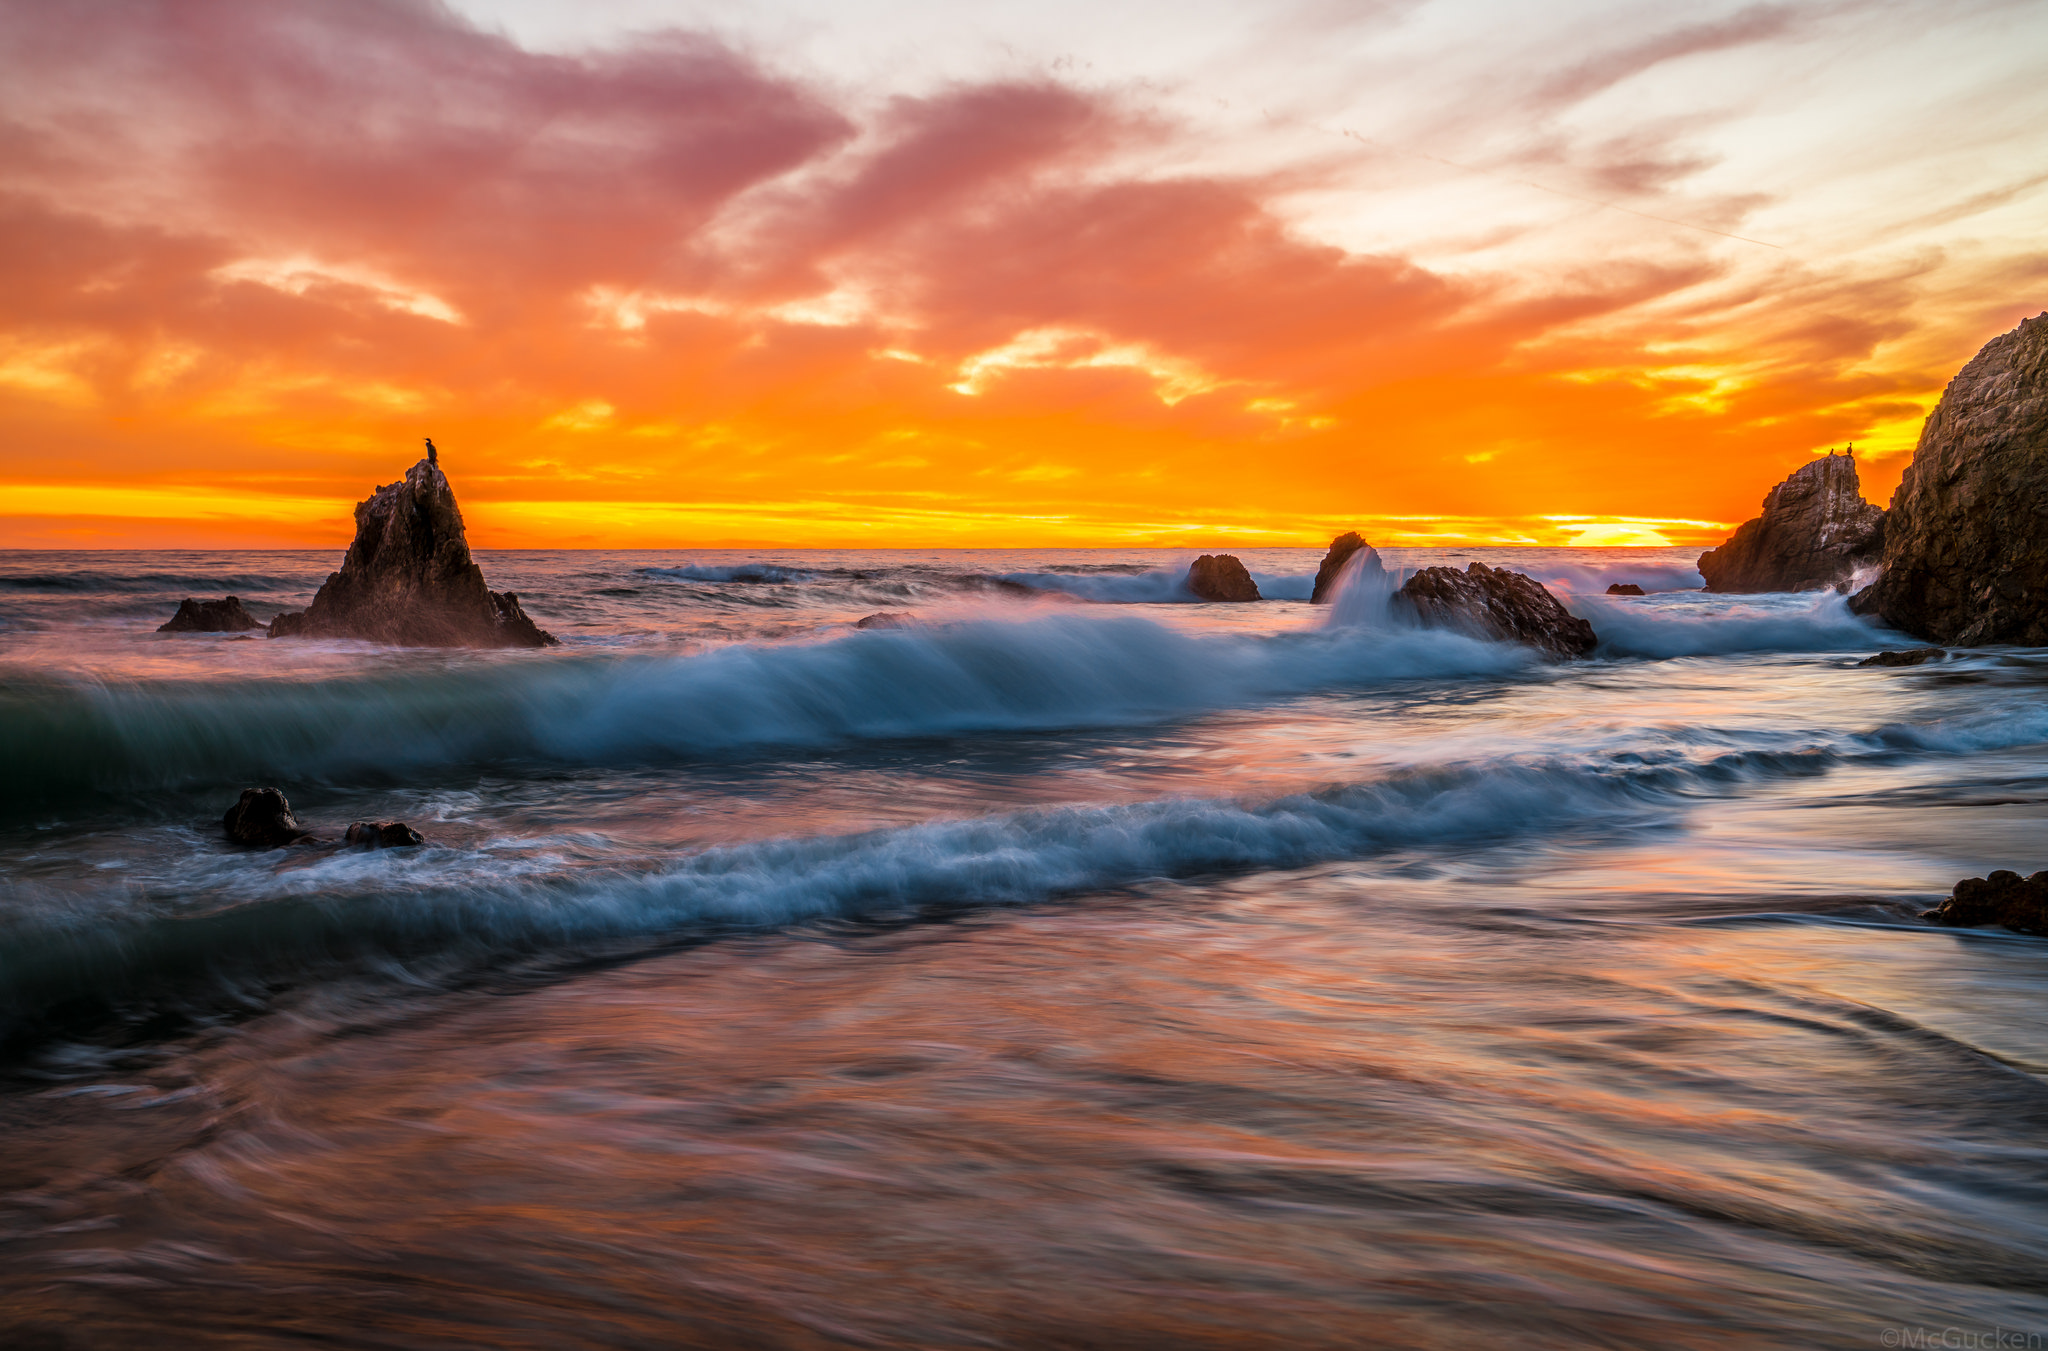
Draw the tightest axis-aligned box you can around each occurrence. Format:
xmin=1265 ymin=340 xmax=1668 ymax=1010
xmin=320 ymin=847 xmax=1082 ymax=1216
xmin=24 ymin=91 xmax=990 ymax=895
xmin=854 ymin=612 xmax=913 ymax=630
xmin=1851 ymin=313 xmax=2048 ymax=645
xmin=223 ymin=787 xmax=310 ymax=846
xmin=1857 ymin=647 xmax=1945 ymax=667
xmin=1605 ymin=583 xmax=1645 ymax=596
xmin=1922 ymin=869 xmax=2048 ymax=934
xmin=345 ymin=821 xmax=425 ymax=848
xmin=1697 ymin=452 xmax=1885 ymax=593
xmin=159 ymin=596 xmax=261 ymax=632
xmin=1395 ymin=563 xmax=1597 ymax=660
xmin=1186 ymin=554 xmax=1261 ymax=602
xmin=1310 ymin=533 xmax=1383 ymax=603
xmin=269 ymin=457 xmax=555 ymax=647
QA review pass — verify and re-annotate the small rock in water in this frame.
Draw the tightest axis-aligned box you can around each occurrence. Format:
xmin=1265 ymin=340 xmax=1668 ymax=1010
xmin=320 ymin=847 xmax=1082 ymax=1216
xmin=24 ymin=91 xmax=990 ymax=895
xmin=1858 ymin=647 xmax=1946 ymax=667
xmin=345 ymin=821 xmax=425 ymax=848
xmin=223 ymin=787 xmax=310 ymax=846
xmin=1396 ymin=562 xmax=1597 ymax=661
xmin=854 ymin=612 xmax=913 ymax=630
xmin=1605 ymin=583 xmax=1646 ymax=596
xmin=159 ymin=596 xmax=261 ymax=633
xmin=1922 ymin=869 xmax=2048 ymax=933
xmin=1186 ymin=554 xmax=1261 ymax=602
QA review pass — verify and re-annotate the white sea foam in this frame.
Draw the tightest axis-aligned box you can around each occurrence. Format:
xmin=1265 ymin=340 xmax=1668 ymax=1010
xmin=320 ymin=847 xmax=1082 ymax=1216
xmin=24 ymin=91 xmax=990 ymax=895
xmin=1518 ymin=560 xmax=1705 ymax=594
xmin=1576 ymin=590 xmax=1893 ymax=657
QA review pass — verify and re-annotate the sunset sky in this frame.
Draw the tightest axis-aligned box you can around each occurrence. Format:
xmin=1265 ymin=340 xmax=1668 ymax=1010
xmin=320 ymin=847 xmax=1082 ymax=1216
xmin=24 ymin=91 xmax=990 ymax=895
xmin=3 ymin=0 xmax=2044 ymax=549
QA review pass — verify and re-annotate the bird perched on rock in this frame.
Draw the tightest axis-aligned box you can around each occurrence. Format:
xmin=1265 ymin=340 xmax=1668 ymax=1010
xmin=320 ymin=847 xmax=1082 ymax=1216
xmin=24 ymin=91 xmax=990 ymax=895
xmin=424 ymin=436 xmax=438 ymax=466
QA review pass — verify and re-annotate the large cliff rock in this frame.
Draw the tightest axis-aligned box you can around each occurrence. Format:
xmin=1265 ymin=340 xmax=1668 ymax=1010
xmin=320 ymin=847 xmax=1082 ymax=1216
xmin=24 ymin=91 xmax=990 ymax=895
xmin=1852 ymin=313 xmax=2048 ymax=645
xmin=1310 ymin=532 xmax=1382 ymax=603
xmin=269 ymin=458 xmax=555 ymax=648
xmin=1395 ymin=562 xmax=1597 ymax=660
xmin=1186 ymin=554 xmax=1261 ymax=602
xmin=1697 ymin=452 xmax=1884 ymax=593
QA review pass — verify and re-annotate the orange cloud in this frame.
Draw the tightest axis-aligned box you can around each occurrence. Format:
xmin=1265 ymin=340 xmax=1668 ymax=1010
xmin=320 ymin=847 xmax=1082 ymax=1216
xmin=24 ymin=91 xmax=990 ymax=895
xmin=0 ymin=0 xmax=2034 ymax=547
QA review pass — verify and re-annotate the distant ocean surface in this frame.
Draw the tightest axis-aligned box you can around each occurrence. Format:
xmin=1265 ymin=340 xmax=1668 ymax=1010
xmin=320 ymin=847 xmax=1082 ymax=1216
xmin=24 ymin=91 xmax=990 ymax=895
xmin=3 ymin=546 xmax=2046 ymax=1350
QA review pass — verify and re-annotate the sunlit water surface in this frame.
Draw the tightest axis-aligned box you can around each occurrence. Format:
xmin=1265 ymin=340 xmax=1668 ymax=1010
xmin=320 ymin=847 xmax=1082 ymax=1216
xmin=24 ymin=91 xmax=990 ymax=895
xmin=1 ymin=547 xmax=2044 ymax=1349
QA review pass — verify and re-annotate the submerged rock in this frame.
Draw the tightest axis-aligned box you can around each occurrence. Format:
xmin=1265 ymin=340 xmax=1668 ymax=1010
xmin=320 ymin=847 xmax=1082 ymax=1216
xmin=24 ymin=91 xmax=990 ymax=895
xmin=1922 ymin=869 xmax=2048 ymax=934
xmin=268 ymin=457 xmax=556 ymax=648
xmin=854 ymin=612 xmax=913 ymax=630
xmin=1186 ymin=554 xmax=1260 ymax=602
xmin=1605 ymin=583 xmax=1646 ymax=596
xmin=158 ymin=596 xmax=260 ymax=633
xmin=345 ymin=821 xmax=425 ymax=849
xmin=1310 ymin=533 xmax=1382 ymax=604
xmin=223 ymin=787 xmax=310 ymax=847
xmin=1852 ymin=313 xmax=2048 ymax=645
xmin=1395 ymin=563 xmax=1597 ymax=660
xmin=1698 ymin=452 xmax=1885 ymax=593
xmin=1857 ymin=647 xmax=1946 ymax=667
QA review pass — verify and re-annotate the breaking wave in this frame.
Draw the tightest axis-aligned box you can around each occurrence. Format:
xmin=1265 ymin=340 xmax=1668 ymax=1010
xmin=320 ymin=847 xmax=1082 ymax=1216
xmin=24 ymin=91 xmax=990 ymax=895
xmin=642 ymin=563 xmax=815 ymax=584
xmin=0 ymin=744 xmax=1845 ymax=1047
xmin=0 ymin=613 xmax=1527 ymax=804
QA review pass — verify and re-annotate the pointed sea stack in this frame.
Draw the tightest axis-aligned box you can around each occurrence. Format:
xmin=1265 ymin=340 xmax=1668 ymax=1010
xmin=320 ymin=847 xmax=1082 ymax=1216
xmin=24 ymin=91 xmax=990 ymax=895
xmin=1852 ymin=313 xmax=2048 ymax=645
xmin=1310 ymin=532 xmax=1383 ymax=603
xmin=1697 ymin=452 xmax=1884 ymax=593
xmin=269 ymin=458 xmax=555 ymax=647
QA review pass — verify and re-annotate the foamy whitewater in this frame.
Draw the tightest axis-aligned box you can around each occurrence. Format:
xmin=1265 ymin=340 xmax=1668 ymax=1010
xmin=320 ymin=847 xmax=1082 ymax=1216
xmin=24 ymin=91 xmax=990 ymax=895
xmin=3 ymin=545 xmax=2046 ymax=1350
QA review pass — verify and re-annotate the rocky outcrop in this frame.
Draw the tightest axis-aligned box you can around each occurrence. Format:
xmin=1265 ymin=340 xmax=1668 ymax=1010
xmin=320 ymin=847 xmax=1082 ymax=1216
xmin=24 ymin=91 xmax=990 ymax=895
xmin=1395 ymin=563 xmax=1597 ymax=660
xmin=1186 ymin=554 xmax=1260 ymax=602
xmin=158 ymin=596 xmax=260 ymax=633
xmin=1605 ymin=583 xmax=1645 ymax=596
xmin=1310 ymin=533 xmax=1382 ymax=603
xmin=223 ymin=787 xmax=309 ymax=846
xmin=1922 ymin=869 xmax=2048 ymax=934
xmin=1851 ymin=314 xmax=2048 ymax=645
xmin=268 ymin=457 xmax=555 ymax=647
xmin=1698 ymin=452 xmax=1885 ymax=593
xmin=345 ymin=821 xmax=425 ymax=848
xmin=1857 ymin=647 xmax=1945 ymax=667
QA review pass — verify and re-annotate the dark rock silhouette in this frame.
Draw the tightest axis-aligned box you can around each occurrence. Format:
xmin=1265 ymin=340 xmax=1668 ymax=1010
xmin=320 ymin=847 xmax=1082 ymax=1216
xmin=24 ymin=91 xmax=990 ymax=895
xmin=1310 ymin=533 xmax=1383 ymax=603
xmin=1186 ymin=554 xmax=1260 ymax=602
xmin=223 ymin=787 xmax=309 ymax=846
xmin=1922 ymin=869 xmax=2048 ymax=934
xmin=1851 ymin=313 xmax=2048 ymax=645
xmin=345 ymin=821 xmax=425 ymax=848
xmin=1857 ymin=647 xmax=1945 ymax=667
xmin=158 ymin=596 xmax=260 ymax=633
xmin=854 ymin=612 xmax=913 ymax=629
xmin=1396 ymin=563 xmax=1597 ymax=660
xmin=1605 ymin=583 xmax=1646 ymax=596
xmin=1697 ymin=452 xmax=1884 ymax=593
xmin=268 ymin=457 xmax=555 ymax=647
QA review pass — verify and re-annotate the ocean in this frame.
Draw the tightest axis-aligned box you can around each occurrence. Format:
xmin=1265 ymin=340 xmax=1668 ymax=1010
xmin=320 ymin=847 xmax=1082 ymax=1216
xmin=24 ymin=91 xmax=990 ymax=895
xmin=1 ymin=545 xmax=2045 ymax=1349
